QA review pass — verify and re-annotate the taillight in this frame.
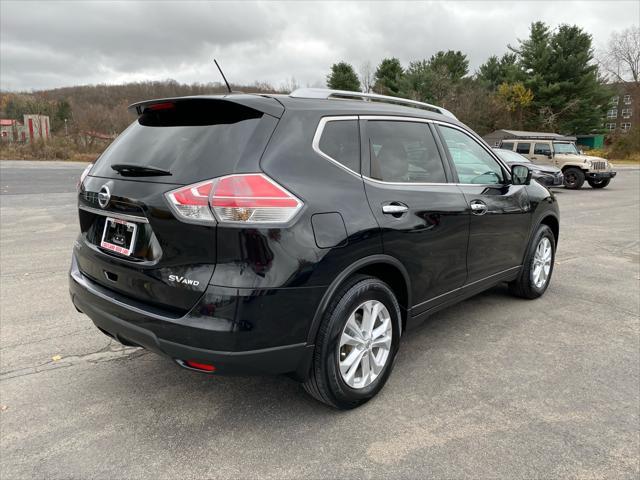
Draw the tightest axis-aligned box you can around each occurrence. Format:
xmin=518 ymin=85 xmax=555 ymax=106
xmin=77 ymin=163 xmax=93 ymax=191
xmin=165 ymin=173 xmax=303 ymax=225
xmin=165 ymin=179 xmax=216 ymax=224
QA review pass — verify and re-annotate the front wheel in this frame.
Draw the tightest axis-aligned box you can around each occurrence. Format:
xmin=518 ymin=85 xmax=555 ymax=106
xmin=303 ymin=275 xmax=401 ymax=409
xmin=563 ymin=167 xmax=585 ymax=189
xmin=587 ymin=178 xmax=611 ymax=189
xmin=509 ymin=224 xmax=556 ymax=299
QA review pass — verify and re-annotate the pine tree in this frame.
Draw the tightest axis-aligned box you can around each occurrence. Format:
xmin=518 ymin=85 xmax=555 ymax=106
xmin=326 ymin=62 xmax=361 ymax=92
xmin=373 ymin=58 xmax=404 ymax=96
xmin=511 ymin=22 xmax=612 ymax=134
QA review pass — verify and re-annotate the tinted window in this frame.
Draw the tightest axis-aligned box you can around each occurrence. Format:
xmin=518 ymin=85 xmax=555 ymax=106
xmin=318 ymin=120 xmax=360 ymax=172
xmin=500 ymin=142 xmax=514 ymax=150
xmin=91 ymin=100 xmax=264 ymax=184
xmin=534 ymin=143 xmax=551 ymax=155
xmin=516 ymin=142 xmax=531 ymax=154
xmin=439 ymin=126 xmax=504 ymax=184
xmin=367 ymin=121 xmax=446 ymax=183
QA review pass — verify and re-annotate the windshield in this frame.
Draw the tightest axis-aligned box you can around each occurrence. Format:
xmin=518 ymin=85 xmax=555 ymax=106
xmin=553 ymin=142 xmax=579 ymax=154
xmin=494 ymin=148 xmax=531 ymax=164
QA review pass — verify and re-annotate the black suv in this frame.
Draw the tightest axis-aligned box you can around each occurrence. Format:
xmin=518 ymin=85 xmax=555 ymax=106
xmin=70 ymin=88 xmax=559 ymax=409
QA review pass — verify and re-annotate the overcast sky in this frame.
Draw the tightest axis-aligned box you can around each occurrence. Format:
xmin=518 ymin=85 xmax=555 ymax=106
xmin=1 ymin=0 xmax=638 ymax=91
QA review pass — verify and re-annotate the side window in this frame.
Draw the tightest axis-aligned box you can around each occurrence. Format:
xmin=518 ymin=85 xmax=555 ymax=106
xmin=534 ymin=143 xmax=551 ymax=155
xmin=516 ymin=142 xmax=531 ymax=155
xmin=439 ymin=125 xmax=504 ymax=184
xmin=367 ymin=121 xmax=447 ymax=183
xmin=500 ymin=142 xmax=514 ymax=150
xmin=317 ymin=120 xmax=360 ymax=172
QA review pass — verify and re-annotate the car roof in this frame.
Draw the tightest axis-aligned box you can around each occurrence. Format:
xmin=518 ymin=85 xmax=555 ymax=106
xmin=129 ymin=92 xmax=462 ymax=126
xmin=266 ymin=94 xmax=459 ymax=123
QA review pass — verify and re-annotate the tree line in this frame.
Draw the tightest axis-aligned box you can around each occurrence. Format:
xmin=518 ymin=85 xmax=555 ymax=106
xmin=328 ymin=22 xmax=639 ymax=136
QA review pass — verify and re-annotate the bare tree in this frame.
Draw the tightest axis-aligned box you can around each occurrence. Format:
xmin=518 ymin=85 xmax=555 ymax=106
xmin=279 ymin=76 xmax=299 ymax=93
xmin=359 ymin=61 xmax=374 ymax=93
xmin=599 ymin=26 xmax=640 ymax=84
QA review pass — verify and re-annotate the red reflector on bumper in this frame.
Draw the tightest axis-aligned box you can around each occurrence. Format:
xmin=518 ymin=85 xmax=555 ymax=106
xmin=184 ymin=360 xmax=216 ymax=372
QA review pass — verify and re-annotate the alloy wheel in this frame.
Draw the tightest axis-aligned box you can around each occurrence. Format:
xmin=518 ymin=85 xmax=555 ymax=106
xmin=531 ymin=237 xmax=552 ymax=288
xmin=338 ymin=300 xmax=392 ymax=389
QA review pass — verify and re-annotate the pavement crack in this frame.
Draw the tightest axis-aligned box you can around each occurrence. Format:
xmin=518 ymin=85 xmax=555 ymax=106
xmin=0 ymin=340 xmax=150 ymax=381
xmin=0 ymin=327 xmax=95 ymax=350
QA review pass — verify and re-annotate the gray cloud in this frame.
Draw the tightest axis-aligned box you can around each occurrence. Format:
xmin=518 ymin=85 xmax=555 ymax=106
xmin=1 ymin=0 xmax=638 ymax=91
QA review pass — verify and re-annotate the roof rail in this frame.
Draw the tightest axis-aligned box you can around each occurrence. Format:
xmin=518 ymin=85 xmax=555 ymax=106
xmin=289 ymin=88 xmax=457 ymax=120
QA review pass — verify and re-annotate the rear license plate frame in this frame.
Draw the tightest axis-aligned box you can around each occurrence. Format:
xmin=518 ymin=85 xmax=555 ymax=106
xmin=100 ymin=217 xmax=138 ymax=256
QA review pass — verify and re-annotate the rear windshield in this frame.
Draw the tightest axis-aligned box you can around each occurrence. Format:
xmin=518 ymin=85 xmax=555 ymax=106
xmin=90 ymin=100 xmax=264 ymax=184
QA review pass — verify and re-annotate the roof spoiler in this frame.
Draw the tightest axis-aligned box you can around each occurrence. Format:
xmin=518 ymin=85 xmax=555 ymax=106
xmin=127 ymin=95 xmax=284 ymax=118
xmin=290 ymin=88 xmax=457 ymax=120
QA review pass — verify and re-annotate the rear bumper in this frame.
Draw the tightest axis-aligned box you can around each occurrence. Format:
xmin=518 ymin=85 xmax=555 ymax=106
xmin=69 ymin=255 xmax=319 ymax=377
xmin=586 ymin=171 xmax=616 ymax=180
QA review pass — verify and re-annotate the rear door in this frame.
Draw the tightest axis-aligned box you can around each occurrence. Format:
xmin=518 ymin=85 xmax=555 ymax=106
xmin=436 ymin=124 xmax=532 ymax=283
xmin=361 ymin=117 xmax=469 ymax=313
xmin=76 ymin=98 xmax=280 ymax=313
xmin=515 ymin=141 xmax=533 ymax=160
xmin=531 ymin=142 xmax=555 ymax=167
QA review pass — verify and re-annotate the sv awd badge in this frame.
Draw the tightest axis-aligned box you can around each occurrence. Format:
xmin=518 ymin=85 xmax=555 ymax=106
xmin=168 ymin=275 xmax=200 ymax=286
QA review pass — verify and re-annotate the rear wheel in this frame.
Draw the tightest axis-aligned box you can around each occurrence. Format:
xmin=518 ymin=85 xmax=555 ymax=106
xmin=303 ymin=275 xmax=401 ymax=409
xmin=563 ymin=167 xmax=585 ymax=189
xmin=587 ymin=178 xmax=611 ymax=189
xmin=509 ymin=224 xmax=556 ymax=299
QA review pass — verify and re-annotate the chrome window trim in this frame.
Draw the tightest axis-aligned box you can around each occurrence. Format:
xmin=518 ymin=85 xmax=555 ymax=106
xmin=312 ymin=116 xmax=362 ymax=179
xmin=433 ymin=120 xmax=512 ymax=184
xmin=312 ymin=114 xmax=512 ymax=188
xmin=78 ymin=204 xmax=149 ymax=223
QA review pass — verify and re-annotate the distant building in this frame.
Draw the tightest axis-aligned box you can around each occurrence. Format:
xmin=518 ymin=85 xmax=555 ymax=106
xmin=605 ymin=82 xmax=639 ymax=134
xmin=576 ymin=134 xmax=605 ymax=150
xmin=0 ymin=114 xmax=50 ymax=143
xmin=0 ymin=119 xmax=18 ymax=141
xmin=483 ymin=129 xmax=576 ymax=148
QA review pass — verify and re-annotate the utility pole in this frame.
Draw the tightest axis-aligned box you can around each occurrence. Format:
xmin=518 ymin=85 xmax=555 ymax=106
xmin=64 ymin=118 xmax=68 ymax=136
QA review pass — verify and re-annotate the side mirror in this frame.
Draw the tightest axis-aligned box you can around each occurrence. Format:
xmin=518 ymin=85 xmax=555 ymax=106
xmin=511 ymin=164 xmax=532 ymax=185
xmin=547 ymin=152 xmax=553 ymax=159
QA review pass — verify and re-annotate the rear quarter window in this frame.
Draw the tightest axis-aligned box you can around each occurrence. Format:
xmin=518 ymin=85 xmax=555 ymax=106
xmin=516 ymin=142 xmax=531 ymax=155
xmin=317 ymin=119 xmax=360 ymax=173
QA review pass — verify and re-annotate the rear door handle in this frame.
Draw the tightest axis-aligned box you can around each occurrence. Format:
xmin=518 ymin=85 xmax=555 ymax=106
xmin=470 ymin=200 xmax=488 ymax=215
xmin=382 ymin=203 xmax=409 ymax=215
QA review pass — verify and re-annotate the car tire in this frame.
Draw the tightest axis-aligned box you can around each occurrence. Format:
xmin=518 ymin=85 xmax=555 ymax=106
xmin=509 ymin=224 xmax=556 ymax=299
xmin=302 ymin=275 xmax=401 ymax=409
xmin=563 ymin=167 xmax=585 ymax=189
xmin=587 ymin=178 xmax=611 ymax=189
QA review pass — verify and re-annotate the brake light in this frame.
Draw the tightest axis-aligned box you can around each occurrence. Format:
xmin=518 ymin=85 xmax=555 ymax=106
xmin=165 ymin=174 xmax=303 ymax=225
xmin=146 ymin=102 xmax=175 ymax=111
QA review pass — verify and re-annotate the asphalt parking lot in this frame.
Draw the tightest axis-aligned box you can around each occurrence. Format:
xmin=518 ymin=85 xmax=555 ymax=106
xmin=1 ymin=160 xmax=639 ymax=479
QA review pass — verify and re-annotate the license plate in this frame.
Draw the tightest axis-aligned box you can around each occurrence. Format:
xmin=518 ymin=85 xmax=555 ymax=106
xmin=101 ymin=217 xmax=138 ymax=256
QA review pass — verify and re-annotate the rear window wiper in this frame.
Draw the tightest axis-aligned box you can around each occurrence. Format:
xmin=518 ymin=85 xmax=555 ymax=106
xmin=111 ymin=164 xmax=172 ymax=177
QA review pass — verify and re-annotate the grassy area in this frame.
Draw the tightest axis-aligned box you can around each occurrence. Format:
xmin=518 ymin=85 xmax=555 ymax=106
xmin=610 ymin=157 xmax=640 ymax=165
xmin=0 ymin=138 xmax=104 ymax=162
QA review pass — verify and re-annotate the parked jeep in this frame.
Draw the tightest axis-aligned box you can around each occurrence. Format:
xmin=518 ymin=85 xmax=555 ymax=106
xmin=499 ymin=138 xmax=616 ymax=189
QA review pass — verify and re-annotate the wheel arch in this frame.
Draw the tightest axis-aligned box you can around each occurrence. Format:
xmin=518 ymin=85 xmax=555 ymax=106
xmin=306 ymin=255 xmax=411 ymax=344
xmin=540 ymin=214 xmax=559 ymax=245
